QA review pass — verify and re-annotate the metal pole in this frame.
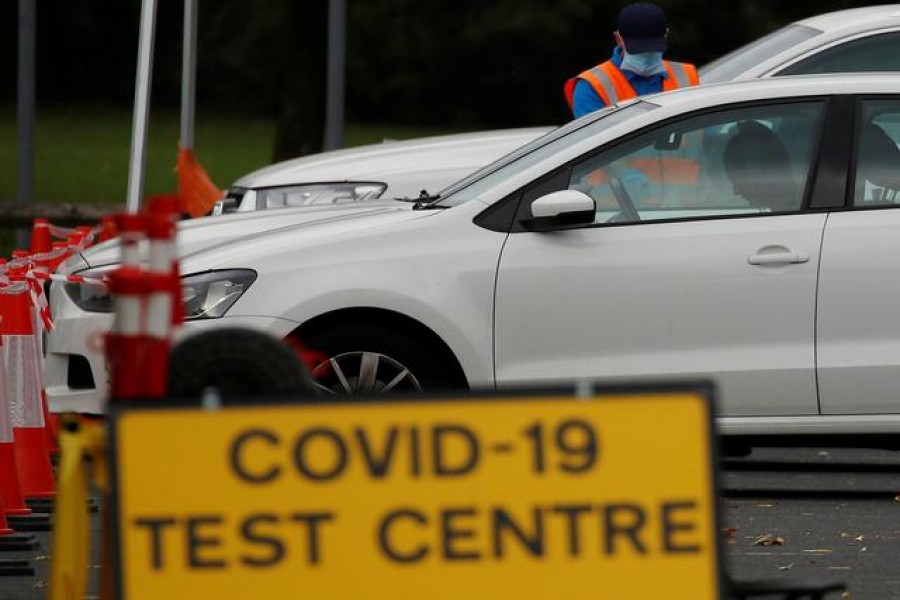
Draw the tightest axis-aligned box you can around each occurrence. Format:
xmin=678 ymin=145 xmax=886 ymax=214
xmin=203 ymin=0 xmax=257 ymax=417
xmin=180 ymin=0 xmax=198 ymax=150
xmin=125 ymin=0 xmax=158 ymax=213
xmin=16 ymin=0 xmax=36 ymax=247
xmin=324 ymin=0 xmax=345 ymax=150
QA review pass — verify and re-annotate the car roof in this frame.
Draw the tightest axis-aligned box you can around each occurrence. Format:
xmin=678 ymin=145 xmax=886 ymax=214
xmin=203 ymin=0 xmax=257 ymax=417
xmin=230 ymin=7 xmax=900 ymax=201
xmin=233 ymin=127 xmax=554 ymax=190
xmin=700 ymin=5 xmax=900 ymax=83
xmin=798 ymin=4 xmax=900 ymax=32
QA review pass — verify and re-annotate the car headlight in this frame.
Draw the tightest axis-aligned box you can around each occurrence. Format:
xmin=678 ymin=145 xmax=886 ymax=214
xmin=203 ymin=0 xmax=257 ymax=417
xmin=63 ymin=266 xmax=117 ymax=313
xmin=64 ymin=267 xmax=256 ymax=320
xmin=256 ymin=183 xmax=386 ymax=209
xmin=182 ymin=269 xmax=257 ymax=320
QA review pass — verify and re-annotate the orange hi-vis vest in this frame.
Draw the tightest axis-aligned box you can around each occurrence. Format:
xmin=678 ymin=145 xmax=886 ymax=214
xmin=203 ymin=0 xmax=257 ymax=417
xmin=564 ymin=60 xmax=699 ymax=111
xmin=564 ymin=60 xmax=701 ymax=211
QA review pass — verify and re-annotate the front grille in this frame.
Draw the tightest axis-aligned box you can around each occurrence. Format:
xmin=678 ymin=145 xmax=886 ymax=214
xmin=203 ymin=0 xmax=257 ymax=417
xmin=67 ymin=355 xmax=96 ymax=390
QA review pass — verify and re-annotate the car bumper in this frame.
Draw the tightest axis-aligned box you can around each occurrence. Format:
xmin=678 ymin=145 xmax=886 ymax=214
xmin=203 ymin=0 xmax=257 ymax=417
xmin=44 ymin=286 xmax=299 ymax=414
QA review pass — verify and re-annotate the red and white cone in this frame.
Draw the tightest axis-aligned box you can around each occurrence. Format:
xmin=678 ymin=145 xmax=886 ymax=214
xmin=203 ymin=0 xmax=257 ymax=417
xmin=106 ymin=266 xmax=147 ymax=402
xmin=0 ymin=494 xmax=14 ymax=536
xmin=0 ymin=275 xmax=55 ymax=498
xmin=144 ymin=198 xmax=180 ymax=398
xmin=116 ymin=214 xmax=146 ymax=269
xmin=49 ymin=241 xmax=70 ymax=271
xmin=150 ymin=195 xmax=183 ymax=328
xmin=98 ymin=214 xmax=119 ymax=243
xmin=29 ymin=219 xmax=52 ymax=256
xmin=0 ymin=333 xmax=31 ymax=516
xmin=24 ymin=249 xmax=59 ymax=455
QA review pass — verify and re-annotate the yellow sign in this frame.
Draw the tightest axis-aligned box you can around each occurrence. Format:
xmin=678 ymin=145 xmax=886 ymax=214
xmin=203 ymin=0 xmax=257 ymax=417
xmin=109 ymin=387 xmax=720 ymax=599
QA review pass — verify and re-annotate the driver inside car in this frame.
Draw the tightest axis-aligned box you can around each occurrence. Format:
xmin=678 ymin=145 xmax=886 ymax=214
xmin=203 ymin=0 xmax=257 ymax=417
xmin=722 ymin=120 xmax=800 ymax=212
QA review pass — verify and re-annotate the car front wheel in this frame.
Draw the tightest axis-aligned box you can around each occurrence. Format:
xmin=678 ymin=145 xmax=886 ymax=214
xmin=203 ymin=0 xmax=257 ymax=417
xmin=302 ymin=324 xmax=456 ymax=396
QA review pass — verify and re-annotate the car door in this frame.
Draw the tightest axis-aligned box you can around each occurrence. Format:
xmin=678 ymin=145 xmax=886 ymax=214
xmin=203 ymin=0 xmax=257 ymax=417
xmin=494 ymin=100 xmax=830 ymax=417
xmin=817 ymin=97 xmax=900 ymax=414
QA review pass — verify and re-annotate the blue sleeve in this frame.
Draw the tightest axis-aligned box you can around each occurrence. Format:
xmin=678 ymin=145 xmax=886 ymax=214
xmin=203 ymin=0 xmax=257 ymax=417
xmin=572 ymin=79 xmax=607 ymax=118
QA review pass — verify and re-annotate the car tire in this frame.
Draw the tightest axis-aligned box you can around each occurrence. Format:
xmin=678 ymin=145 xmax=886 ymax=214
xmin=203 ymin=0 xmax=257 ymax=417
xmin=302 ymin=324 xmax=456 ymax=396
xmin=168 ymin=327 xmax=317 ymax=399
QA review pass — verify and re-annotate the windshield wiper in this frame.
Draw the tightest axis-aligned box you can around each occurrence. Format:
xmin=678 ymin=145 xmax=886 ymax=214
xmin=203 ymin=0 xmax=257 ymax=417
xmin=406 ymin=189 xmax=443 ymax=210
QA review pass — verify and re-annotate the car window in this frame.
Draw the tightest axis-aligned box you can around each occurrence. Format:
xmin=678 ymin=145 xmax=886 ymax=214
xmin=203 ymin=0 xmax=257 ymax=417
xmin=435 ymin=101 xmax=656 ymax=208
xmin=699 ymin=24 xmax=821 ymax=84
xmin=778 ymin=32 xmax=900 ymax=76
xmin=567 ymin=101 xmax=825 ymax=225
xmin=852 ymin=100 xmax=900 ymax=207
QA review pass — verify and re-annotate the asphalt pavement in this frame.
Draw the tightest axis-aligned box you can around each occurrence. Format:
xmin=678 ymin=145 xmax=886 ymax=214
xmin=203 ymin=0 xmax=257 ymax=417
xmin=723 ymin=447 xmax=900 ymax=599
xmin=3 ymin=447 xmax=900 ymax=599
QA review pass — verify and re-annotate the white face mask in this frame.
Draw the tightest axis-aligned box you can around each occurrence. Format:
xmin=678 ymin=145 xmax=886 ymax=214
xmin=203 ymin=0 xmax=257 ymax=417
xmin=621 ymin=51 xmax=665 ymax=76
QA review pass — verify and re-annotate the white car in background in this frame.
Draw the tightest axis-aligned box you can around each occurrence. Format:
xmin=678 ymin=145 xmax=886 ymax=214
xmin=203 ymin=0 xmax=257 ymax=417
xmin=215 ymin=4 xmax=900 ymax=215
xmin=213 ymin=128 xmax=552 ymax=213
xmin=700 ymin=4 xmax=900 ymax=83
xmin=46 ymin=74 xmax=900 ymax=448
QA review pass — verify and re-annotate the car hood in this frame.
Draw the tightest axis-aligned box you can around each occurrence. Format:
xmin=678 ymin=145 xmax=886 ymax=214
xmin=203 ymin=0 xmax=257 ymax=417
xmin=76 ymin=198 xmax=423 ymax=270
xmin=233 ymin=127 xmax=554 ymax=192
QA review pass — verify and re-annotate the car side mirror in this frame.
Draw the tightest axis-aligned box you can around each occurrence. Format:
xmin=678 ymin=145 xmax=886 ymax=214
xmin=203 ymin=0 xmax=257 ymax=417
xmin=521 ymin=190 xmax=596 ymax=231
xmin=212 ymin=197 xmax=239 ymax=216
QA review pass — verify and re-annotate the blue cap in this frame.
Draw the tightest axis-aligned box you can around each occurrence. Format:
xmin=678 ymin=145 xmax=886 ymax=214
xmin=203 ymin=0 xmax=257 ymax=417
xmin=617 ymin=2 xmax=668 ymax=54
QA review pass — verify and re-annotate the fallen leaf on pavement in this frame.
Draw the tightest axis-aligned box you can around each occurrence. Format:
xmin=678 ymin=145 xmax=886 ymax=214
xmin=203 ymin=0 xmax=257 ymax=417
xmin=755 ymin=534 xmax=786 ymax=546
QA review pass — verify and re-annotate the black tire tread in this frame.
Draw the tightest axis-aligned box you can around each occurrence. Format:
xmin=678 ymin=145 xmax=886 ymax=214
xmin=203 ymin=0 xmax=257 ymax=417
xmin=168 ymin=328 xmax=316 ymax=398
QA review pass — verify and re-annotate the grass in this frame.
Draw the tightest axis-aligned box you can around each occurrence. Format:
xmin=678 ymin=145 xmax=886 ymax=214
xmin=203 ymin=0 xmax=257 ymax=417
xmin=0 ymin=106 xmax=461 ymax=206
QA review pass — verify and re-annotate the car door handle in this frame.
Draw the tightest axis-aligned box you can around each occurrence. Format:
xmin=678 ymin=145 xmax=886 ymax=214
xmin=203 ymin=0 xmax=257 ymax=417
xmin=747 ymin=252 xmax=810 ymax=266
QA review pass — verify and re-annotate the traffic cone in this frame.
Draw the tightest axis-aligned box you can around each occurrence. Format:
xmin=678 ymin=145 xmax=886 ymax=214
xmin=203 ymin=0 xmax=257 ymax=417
xmin=30 ymin=218 xmax=52 ymax=255
xmin=1 ymin=274 xmax=55 ymax=498
xmin=106 ymin=266 xmax=148 ymax=402
xmin=0 ymin=469 xmax=39 ymax=551
xmin=75 ymin=225 xmax=94 ymax=250
xmin=176 ymin=147 xmax=224 ymax=217
xmin=144 ymin=198 xmax=181 ymax=398
xmin=98 ymin=215 xmax=118 ymax=242
xmin=0 ymin=495 xmax=13 ymax=537
xmin=26 ymin=230 xmax=60 ymax=456
xmin=116 ymin=213 xmax=146 ymax=268
xmin=0 ymin=334 xmax=31 ymax=517
xmin=66 ymin=230 xmax=85 ymax=253
xmin=148 ymin=196 xmax=183 ymax=329
xmin=49 ymin=241 xmax=70 ymax=272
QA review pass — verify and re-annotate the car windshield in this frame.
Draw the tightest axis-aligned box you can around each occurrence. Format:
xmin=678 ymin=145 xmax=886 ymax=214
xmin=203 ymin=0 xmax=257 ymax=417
xmin=700 ymin=24 xmax=822 ymax=84
xmin=435 ymin=101 xmax=657 ymax=208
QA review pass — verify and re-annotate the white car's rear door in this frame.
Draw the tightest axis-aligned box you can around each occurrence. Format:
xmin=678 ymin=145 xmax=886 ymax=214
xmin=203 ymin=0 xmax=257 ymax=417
xmin=817 ymin=210 xmax=900 ymax=413
xmin=817 ymin=99 xmax=900 ymax=414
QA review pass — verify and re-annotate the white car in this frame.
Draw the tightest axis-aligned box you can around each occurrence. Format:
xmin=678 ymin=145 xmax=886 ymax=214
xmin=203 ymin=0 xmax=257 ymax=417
xmin=46 ymin=73 xmax=900 ymax=445
xmin=214 ymin=128 xmax=552 ymax=213
xmin=217 ymin=4 xmax=900 ymax=215
xmin=700 ymin=4 xmax=900 ymax=83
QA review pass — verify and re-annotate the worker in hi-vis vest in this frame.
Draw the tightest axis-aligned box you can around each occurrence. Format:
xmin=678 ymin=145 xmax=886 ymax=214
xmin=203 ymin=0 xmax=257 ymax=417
xmin=564 ymin=3 xmax=701 ymax=211
xmin=564 ymin=2 xmax=699 ymax=118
